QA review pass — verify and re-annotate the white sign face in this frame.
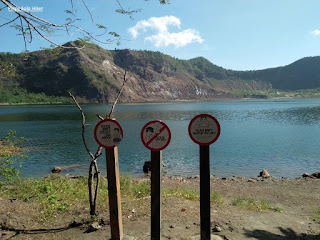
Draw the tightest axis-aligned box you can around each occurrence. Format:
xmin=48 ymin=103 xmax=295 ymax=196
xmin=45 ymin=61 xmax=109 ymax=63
xmin=141 ymin=120 xmax=171 ymax=151
xmin=94 ymin=119 xmax=123 ymax=149
xmin=188 ymin=114 xmax=220 ymax=146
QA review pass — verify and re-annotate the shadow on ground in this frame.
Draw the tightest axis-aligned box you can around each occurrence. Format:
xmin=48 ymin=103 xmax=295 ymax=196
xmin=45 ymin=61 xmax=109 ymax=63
xmin=1 ymin=221 xmax=83 ymax=239
xmin=244 ymin=227 xmax=320 ymax=240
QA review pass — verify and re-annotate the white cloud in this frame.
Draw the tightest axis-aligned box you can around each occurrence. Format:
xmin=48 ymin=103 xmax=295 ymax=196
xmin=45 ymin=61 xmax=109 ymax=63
xmin=312 ymin=29 xmax=320 ymax=36
xmin=145 ymin=29 xmax=203 ymax=47
xmin=128 ymin=16 xmax=203 ymax=48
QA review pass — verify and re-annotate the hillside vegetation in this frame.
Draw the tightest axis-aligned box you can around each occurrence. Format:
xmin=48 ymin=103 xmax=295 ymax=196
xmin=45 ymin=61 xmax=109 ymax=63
xmin=1 ymin=41 xmax=320 ymax=103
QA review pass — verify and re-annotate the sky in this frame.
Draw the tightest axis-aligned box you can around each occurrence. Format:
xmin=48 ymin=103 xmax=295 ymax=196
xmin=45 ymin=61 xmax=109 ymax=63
xmin=1 ymin=0 xmax=320 ymax=70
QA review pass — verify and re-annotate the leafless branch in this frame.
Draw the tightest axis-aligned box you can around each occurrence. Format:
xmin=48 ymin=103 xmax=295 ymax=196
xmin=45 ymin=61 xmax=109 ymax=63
xmin=69 ymin=91 xmax=103 ymax=217
xmin=96 ymin=114 xmax=104 ymax=120
xmin=93 ymin=146 xmax=103 ymax=160
xmin=93 ymin=161 xmax=100 ymax=210
xmin=107 ymin=70 xmax=127 ymax=119
xmin=0 ymin=16 xmax=18 ymax=27
xmin=69 ymin=92 xmax=94 ymax=159
xmin=19 ymin=16 xmax=27 ymax=53
xmin=80 ymin=0 xmax=94 ymax=23
xmin=115 ymin=0 xmax=125 ymax=12
xmin=70 ymin=0 xmax=74 ymax=11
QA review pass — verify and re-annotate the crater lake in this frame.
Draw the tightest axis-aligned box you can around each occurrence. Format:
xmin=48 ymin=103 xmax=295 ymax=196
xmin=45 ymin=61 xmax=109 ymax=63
xmin=1 ymin=98 xmax=320 ymax=178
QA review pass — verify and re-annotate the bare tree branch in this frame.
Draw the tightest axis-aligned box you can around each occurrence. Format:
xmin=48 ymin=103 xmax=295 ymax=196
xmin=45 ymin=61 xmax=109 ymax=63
xmin=108 ymin=70 xmax=127 ymax=119
xmin=19 ymin=16 xmax=27 ymax=52
xmin=69 ymin=91 xmax=103 ymax=217
xmin=96 ymin=114 xmax=104 ymax=120
xmin=70 ymin=0 xmax=74 ymax=12
xmin=0 ymin=16 xmax=18 ymax=28
xmin=69 ymin=92 xmax=94 ymax=159
xmin=80 ymin=0 xmax=94 ymax=23
xmin=92 ymin=160 xmax=100 ymax=212
xmin=93 ymin=146 xmax=103 ymax=160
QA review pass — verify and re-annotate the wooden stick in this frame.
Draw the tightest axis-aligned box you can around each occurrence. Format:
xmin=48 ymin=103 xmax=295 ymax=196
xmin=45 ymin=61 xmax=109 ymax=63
xmin=106 ymin=147 xmax=123 ymax=239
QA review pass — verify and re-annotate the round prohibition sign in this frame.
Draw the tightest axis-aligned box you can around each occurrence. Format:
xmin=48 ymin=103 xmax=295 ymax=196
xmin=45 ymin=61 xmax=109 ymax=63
xmin=94 ymin=119 xmax=124 ymax=149
xmin=188 ymin=114 xmax=221 ymax=146
xmin=141 ymin=120 xmax=171 ymax=151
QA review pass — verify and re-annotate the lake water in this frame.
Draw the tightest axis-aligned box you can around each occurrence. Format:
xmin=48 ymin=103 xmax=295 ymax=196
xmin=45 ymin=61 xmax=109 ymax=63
xmin=1 ymin=98 xmax=320 ymax=178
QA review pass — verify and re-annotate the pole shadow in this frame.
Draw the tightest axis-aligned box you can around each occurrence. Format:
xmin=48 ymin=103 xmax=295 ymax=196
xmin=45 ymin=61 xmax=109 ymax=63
xmin=244 ymin=227 xmax=320 ymax=240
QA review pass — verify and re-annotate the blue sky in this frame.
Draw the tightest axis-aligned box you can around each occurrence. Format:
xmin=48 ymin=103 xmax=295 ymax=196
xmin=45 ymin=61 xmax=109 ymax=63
xmin=1 ymin=0 xmax=320 ymax=70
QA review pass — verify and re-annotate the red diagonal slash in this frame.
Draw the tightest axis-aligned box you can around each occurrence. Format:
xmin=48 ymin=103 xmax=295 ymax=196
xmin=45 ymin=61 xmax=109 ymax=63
xmin=146 ymin=123 xmax=166 ymax=146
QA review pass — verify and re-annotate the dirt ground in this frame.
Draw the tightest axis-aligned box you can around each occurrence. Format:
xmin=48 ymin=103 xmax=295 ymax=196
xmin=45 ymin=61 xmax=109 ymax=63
xmin=0 ymin=175 xmax=319 ymax=240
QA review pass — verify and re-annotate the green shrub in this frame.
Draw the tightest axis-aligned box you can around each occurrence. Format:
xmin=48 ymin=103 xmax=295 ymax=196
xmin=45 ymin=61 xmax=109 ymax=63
xmin=232 ymin=195 xmax=271 ymax=211
xmin=0 ymin=130 xmax=27 ymax=184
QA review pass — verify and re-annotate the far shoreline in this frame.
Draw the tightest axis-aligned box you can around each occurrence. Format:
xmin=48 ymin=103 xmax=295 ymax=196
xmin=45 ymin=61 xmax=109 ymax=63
xmin=1 ymin=95 xmax=320 ymax=106
xmin=19 ymin=170 xmax=318 ymax=181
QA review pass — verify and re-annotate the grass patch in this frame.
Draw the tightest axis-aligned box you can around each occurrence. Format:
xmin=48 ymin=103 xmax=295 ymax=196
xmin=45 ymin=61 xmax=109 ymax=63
xmin=0 ymin=175 xmax=152 ymax=221
xmin=0 ymin=175 xmax=226 ymax=222
xmin=0 ymin=175 xmax=108 ymax=220
xmin=120 ymin=175 xmax=150 ymax=198
xmin=232 ymin=195 xmax=281 ymax=212
xmin=313 ymin=207 xmax=320 ymax=223
xmin=163 ymin=187 xmax=223 ymax=206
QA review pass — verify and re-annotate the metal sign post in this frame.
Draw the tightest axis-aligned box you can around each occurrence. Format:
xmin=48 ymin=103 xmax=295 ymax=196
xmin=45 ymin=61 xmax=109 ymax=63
xmin=94 ymin=119 xmax=124 ymax=240
xmin=151 ymin=150 xmax=162 ymax=240
xmin=200 ymin=145 xmax=210 ymax=239
xmin=188 ymin=114 xmax=221 ymax=240
xmin=141 ymin=120 xmax=171 ymax=240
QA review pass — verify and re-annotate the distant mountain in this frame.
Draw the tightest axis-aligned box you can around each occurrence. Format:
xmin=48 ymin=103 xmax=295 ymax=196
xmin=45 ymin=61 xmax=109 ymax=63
xmin=256 ymin=57 xmax=320 ymax=90
xmin=1 ymin=41 xmax=320 ymax=103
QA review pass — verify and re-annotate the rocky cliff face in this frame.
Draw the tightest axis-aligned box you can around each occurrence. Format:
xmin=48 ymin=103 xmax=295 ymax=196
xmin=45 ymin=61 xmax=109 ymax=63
xmin=104 ymin=51 xmax=225 ymax=101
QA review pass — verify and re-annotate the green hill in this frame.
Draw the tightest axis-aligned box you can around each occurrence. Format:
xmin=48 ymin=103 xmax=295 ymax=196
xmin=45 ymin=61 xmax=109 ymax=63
xmin=1 ymin=41 xmax=320 ymax=103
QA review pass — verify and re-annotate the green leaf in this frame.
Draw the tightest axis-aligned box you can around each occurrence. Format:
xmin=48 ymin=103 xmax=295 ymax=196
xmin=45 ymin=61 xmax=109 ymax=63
xmin=64 ymin=10 xmax=75 ymax=15
xmin=160 ymin=0 xmax=169 ymax=4
xmin=109 ymin=32 xmax=120 ymax=37
xmin=96 ymin=24 xmax=106 ymax=29
xmin=115 ymin=8 xmax=141 ymax=15
xmin=115 ymin=9 xmax=126 ymax=14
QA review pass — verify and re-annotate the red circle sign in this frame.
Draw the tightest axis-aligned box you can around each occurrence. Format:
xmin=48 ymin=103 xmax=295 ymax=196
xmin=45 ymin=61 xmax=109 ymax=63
xmin=141 ymin=120 xmax=171 ymax=151
xmin=94 ymin=119 xmax=123 ymax=149
xmin=188 ymin=114 xmax=220 ymax=146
